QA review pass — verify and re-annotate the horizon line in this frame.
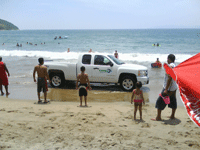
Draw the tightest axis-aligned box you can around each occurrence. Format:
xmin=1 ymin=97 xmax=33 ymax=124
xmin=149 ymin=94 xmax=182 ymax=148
xmin=16 ymin=27 xmax=200 ymax=31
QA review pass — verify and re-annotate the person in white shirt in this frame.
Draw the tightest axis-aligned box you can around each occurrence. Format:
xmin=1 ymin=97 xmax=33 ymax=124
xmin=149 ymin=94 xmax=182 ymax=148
xmin=153 ymin=54 xmax=178 ymax=121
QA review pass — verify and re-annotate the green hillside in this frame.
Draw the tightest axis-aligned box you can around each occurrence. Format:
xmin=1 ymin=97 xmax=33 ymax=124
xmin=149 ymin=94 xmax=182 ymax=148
xmin=0 ymin=19 xmax=19 ymax=30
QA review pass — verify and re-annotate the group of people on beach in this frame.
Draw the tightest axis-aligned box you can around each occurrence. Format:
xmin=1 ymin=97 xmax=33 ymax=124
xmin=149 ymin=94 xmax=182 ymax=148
xmin=32 ymin=53 xmax=178 ymax=121
xmin=0 ymin=54 xmax=177 ymax=122
xmin=32 ymin=58 xmax=92 ymax=105
xmin=131 ymin=54 xmax=177 ymax=121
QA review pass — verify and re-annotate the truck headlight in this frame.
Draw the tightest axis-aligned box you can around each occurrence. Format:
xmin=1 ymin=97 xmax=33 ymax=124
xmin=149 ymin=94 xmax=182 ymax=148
xmin=138 ymin=70 xmax=148 ymax=77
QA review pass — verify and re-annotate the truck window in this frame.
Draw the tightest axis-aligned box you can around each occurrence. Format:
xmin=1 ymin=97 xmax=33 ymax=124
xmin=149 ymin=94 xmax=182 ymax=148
xmin=94 ymin=55 xmax=111 ymax=65
xmin=82 ymin=55 xmax=91 ymax=64
xmin=108 ymin=55 xmax=125 ymax=65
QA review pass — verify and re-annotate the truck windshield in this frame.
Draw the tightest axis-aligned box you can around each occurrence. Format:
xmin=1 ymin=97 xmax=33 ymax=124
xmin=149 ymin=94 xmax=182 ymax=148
xmin=108 ymin=55 xmax=125 ymax=65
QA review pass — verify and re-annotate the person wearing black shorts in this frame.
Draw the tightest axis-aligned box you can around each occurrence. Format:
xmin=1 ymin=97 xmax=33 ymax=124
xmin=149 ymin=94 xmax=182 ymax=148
xmin=155 ymin=88 xmax=177 ymax=111
xmin=79 ymin=84 xmax=88 ymax=97
xmin=33 ymin=58 xmax=51 ymax=103
xmin=153 ymin=54 xmax=178 ymax=121
xmin=76 ymin=66 xmax=91 ymax=106
xmin=37 ymin=77 xmax=47 ymax=93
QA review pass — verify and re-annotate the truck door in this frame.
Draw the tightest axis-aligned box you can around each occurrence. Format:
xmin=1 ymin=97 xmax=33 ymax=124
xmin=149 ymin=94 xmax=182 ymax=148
xmin=91 ymin=55 xmax=115 ymax=82
xmin=77 ymin=54 xmax=92 ymax=79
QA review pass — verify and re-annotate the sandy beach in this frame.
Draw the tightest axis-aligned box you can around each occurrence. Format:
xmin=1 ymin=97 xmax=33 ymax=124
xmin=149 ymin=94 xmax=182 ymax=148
xmin=0 ymin=91 xmax=200 ymax=150
xmin=1 ymin=60 xmax=198 ymax=149
xmin=1 ymin=19 xmax=199 ymax=150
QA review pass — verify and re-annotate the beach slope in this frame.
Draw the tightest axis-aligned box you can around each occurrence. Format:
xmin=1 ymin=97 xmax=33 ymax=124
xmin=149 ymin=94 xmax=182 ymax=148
xmin=0 ymin=97 xmax=199 ymax=149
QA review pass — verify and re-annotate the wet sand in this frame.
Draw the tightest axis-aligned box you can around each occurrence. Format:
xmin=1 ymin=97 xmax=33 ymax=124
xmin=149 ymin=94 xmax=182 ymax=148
xmin=7 ymin=61 xmax=183 ymax=107
xmin=47 ymin=88 xmax=149 ymax=103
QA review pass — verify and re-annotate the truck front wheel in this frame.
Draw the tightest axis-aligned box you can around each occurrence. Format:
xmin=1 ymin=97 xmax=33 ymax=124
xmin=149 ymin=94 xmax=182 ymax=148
xmin=50 ymin=74 xmax=65 ymax=88
xmin=120 ymin=76 xmax=136 ymax=91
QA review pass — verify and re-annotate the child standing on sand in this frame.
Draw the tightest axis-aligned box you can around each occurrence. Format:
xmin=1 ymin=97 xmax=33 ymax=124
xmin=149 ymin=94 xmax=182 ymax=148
xmin=131 ymin=81 xmax=145 ymax=120
xmin=76 ymin=66 xmax=91 ymax=107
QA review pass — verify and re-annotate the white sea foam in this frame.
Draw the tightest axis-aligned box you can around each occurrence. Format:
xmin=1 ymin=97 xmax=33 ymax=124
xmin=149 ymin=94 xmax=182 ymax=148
xmin=118 ymin=53 xmax=193 ymax=63
xmin=0 ymin=50 xmax=194 ymax=63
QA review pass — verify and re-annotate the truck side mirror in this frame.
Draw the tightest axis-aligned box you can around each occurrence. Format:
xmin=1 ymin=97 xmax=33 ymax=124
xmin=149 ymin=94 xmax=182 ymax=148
xmin=110 ymin=62 xmax=113 ymax=67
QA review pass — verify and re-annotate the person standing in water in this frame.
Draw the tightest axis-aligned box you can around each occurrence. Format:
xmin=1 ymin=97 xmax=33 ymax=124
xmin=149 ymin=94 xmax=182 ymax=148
xmin=114 ymin=50 xmax=118 ymax=59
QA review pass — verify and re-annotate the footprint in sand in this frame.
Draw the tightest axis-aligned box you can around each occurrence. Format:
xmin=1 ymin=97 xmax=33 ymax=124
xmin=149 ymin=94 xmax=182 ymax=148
xmin=77 ymin=134 xmax=95 ymax=142
xmin=17 ymin=123 xmax=27 ymax=126
xmin=184 ymin=140 xmax=200 ymax=148
xmin=29 ymin=112 xmax=34 ymax=114
xmin=150 ymin=136 xmax=161 ymax=140
xmin=176 ymin=131 xmax=193 ymax=138
xmin=100 ymin=142 xmax=110 ymax=149
xmin=35 ymin=114 xmax=45 ymax=117
xmin=63 ymin=112 xmax=74 ymax=117
xmin=49 ymin=117 xmax=57 ymax=122
xmin=119 ymin=125 xmax=128 ymax=127
xmin=22 ymin=107 xmax=33 ymax=109
xmin=4 ymin=123 xmax=12 ymax=127
xmin=44 ymin=126 xmax=55 ymax=129
xmin=54 ymin=136 xmax=65 ymax=143
xmin=42 ymin=111 xmax=54 ymax=114
xmin=141 ymin=123 xmax=150 ymax=128
xmin=168 ymin=131 xmax=176 ymax=137
xmin=124 ymin=115 xmax=132 ymax=119
xmin=166 ymin=140 xmax=178 ymax=145
xmin=111 ymin=131 xmax=132 ymax=140
xmin=7 ymin=110 xmax=18 ymax=113
xmin=96 ymin=112 xmax=105 ymax=117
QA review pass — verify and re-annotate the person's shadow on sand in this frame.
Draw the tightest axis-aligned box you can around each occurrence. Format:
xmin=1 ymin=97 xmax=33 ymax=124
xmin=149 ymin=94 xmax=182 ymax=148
xmin=162 ymin=118 xmax=181 ymax=125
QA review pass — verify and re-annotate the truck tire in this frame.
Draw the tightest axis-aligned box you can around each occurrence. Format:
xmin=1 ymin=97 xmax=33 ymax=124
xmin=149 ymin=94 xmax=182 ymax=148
xmin=50 ymin=74 xmax=65 ymax=88
xmin=120 ymin=76 xmax=136 ymax=91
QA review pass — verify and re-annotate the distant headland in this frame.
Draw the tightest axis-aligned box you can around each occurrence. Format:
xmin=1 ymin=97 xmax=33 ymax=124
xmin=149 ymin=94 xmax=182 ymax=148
xmin=0 ymin=19 xmax=19 ymax=30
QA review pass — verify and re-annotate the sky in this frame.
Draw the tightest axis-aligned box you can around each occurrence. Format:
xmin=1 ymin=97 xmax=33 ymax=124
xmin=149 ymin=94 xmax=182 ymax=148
xmin=1 ymin=0 xmax=200 ymax=30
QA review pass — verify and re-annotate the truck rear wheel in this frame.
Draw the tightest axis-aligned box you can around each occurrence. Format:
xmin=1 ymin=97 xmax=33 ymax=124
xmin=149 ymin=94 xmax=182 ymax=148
xmin=50 ymin=74 xmax=65 ymax=88
xmin=120 ymin=76 xmax=136 ymax=91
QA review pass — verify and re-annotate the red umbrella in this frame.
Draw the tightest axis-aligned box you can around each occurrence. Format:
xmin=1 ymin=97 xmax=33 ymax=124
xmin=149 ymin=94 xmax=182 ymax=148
xmin=164 ymin=53 xmax=200 ymax=127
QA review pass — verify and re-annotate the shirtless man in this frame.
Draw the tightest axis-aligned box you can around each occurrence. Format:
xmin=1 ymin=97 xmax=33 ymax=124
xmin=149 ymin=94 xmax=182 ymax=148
xmin=155 ymin=58 xmax=162 ymax=67
xmin=76 ymin=66 xmax=91 ymax=106
xmin=0 ymin=57 xmax=10 ymax=96
xmin=155 ymin=58 xmax=161 ymax=64
xmin=33 ymin=58 xmax=51 ymax=103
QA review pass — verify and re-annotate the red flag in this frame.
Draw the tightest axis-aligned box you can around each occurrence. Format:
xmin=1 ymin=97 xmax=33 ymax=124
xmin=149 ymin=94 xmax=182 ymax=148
xmin=164 ymin=53 xmax=200 ymax=127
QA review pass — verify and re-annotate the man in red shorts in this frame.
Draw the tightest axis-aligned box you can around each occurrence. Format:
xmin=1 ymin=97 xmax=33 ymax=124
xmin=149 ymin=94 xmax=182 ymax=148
xmin=0 ymin=57 xmax=10 ymax=96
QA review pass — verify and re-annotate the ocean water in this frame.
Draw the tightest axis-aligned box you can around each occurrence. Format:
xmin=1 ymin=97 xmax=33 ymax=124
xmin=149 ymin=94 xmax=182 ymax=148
xmin=0 ymin=29 xmax=199 ymax=102
xmin=1 ymin=29 xmax=199 ymax=59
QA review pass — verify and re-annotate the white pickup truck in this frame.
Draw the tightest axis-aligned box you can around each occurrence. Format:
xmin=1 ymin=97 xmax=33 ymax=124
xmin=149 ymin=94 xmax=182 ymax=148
xmin=45 ymin=53 xmax=149 ymax=91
